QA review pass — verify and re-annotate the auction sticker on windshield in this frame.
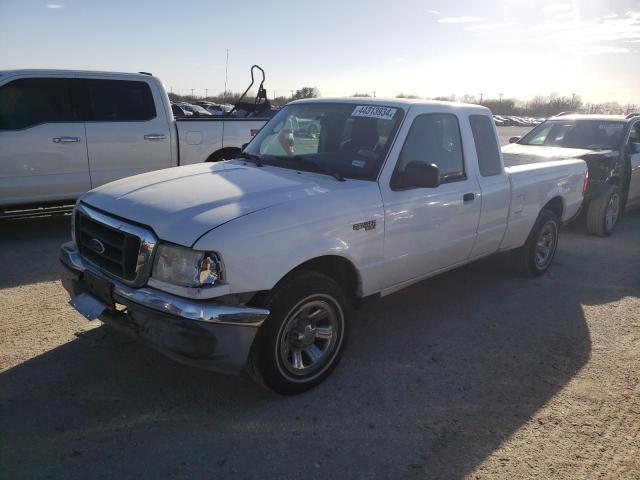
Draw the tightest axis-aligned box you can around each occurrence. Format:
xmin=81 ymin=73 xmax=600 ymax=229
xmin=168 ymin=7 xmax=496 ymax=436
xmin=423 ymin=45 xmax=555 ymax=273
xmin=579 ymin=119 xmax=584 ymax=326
xmin=352 ymin=105 xmax=397 ymax=120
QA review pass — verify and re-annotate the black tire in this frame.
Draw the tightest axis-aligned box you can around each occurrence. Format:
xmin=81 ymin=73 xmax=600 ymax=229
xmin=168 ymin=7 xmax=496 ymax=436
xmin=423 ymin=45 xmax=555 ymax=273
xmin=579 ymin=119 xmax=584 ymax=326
xmin=586 ymin=185 xmax=621 ymax=237
xmin=511 ymin=209 xmax=560 ymax=277
xmin=247 ymin=271 xmax=351 ymax=395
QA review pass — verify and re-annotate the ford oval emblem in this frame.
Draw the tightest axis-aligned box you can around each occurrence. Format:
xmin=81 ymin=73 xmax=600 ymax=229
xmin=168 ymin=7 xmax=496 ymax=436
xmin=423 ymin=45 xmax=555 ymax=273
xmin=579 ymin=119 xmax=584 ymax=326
xmin=89 ymin=238 xmax=106 ymax=254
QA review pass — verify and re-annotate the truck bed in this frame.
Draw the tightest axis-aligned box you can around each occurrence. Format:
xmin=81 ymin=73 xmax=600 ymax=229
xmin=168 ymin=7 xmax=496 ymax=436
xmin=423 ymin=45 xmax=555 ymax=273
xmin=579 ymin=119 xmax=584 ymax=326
xmin=499 ymin=157 xmax=587 ymax=251
xmin=175 ymin=116 xmax=272 ymax=122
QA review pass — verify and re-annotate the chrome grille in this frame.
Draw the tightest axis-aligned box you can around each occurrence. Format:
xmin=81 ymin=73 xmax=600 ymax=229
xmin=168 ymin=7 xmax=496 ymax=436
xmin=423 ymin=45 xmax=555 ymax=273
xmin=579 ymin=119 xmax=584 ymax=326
xmin=75 ymin=204 xmax=157 ymax=286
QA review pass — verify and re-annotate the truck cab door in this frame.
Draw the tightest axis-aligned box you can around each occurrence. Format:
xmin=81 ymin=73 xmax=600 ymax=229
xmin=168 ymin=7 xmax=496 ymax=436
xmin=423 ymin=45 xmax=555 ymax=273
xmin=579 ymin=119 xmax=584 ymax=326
xmin=378 ymin=112 xmax=481 ymax=288
xmin=0 ymin=77 xmax=90 ymax=207
xmin=468 ymin=114 xmax=510 ymax=258
xmin=626 ymin=121 xmax=640 ymax=206
xmin=83 ymin=78 xmax=172 ymax=188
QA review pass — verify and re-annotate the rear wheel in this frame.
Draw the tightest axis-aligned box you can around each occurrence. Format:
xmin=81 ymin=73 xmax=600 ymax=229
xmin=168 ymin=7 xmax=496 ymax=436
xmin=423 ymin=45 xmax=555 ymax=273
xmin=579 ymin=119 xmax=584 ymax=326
xmin=586 ymin=185 xmax=621 ymax=237
xmin=512 ymin=209 xmax=560 ymax=277
xmin=247 ymin=271 xmax=350 ymax=395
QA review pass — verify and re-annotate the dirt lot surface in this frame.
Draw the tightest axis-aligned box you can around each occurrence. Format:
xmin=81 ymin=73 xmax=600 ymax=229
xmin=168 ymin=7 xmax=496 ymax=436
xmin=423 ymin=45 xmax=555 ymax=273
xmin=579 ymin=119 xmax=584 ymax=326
xmin=1 ymin=181 xmax=639 ymax=478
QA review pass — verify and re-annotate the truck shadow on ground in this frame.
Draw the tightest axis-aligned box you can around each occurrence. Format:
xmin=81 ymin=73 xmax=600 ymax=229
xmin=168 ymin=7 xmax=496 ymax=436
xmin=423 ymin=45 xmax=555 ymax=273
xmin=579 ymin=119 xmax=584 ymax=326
xmin=1 ymin=210 xmax=638 ymax=479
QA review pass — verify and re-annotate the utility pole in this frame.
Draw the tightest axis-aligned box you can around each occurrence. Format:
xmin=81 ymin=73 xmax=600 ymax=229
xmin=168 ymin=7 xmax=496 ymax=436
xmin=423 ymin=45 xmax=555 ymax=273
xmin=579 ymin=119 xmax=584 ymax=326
xmin=190 ymin=88 xmax=194 ymax=98
xmin=571 ymin=93 xmax=576 ymax=107
xmin=373 ymin=91 xmax=376 ymax=98
xmin=205 ymin=88 xmax=208 ymax=99
xmin=223 ymin=48 xmax=229 ymax=105
xmin=479 ymin=93 xmax=483 ymax=103
xmin=499 ymin=93 xmax=503 ymax=102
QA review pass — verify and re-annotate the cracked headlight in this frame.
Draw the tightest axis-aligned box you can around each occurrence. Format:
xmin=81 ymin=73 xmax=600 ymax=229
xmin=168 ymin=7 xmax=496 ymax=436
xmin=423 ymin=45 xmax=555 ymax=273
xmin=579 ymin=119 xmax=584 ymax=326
xmin=152 ymin=243 xmax=224 ymax=287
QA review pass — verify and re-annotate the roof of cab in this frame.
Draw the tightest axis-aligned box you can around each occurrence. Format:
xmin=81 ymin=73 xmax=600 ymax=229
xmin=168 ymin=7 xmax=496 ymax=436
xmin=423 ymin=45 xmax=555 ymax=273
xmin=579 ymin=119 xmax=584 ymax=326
xmin=0 ymin=69 xmax=157 ymax=79
xmin=290 ymin=96 xmax=491 ymax=113
xmin=549 ymin=113 xmax=627 ymax=122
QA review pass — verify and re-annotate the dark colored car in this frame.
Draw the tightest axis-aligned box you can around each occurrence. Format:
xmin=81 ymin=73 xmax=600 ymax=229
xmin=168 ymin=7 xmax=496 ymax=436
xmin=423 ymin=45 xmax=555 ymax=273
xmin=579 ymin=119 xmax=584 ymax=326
xmin=502 ymin=113 xmax=640 ymax=236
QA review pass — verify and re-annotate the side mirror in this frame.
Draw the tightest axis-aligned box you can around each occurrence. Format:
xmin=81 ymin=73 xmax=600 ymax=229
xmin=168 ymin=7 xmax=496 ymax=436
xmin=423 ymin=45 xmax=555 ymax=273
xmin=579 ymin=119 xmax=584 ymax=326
xmin=509 ymin=136 xmax=521 ymax=144
xmin=404 ymin=161 xmax=440 ymax=188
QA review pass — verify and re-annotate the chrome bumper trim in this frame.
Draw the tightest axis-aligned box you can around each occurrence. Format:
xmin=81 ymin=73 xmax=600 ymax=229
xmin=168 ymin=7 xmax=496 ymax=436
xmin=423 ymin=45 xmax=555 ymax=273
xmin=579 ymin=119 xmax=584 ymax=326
xmin=60 ymin=242 xmax=269 ymax=327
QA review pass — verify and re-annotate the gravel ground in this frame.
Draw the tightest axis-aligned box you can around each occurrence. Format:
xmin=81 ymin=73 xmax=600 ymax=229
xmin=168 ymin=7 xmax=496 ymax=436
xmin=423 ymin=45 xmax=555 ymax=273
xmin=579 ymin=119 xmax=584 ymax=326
xmin=2 ymin=144 xmax=639 ymax=479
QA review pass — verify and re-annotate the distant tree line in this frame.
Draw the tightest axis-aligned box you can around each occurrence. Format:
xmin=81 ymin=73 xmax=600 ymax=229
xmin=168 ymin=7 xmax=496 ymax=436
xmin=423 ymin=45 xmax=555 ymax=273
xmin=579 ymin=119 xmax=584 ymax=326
xmin=169 ymin=88 xmax=636 ymax=116
xmin=428 ymin=93 xmax=636 ymax=117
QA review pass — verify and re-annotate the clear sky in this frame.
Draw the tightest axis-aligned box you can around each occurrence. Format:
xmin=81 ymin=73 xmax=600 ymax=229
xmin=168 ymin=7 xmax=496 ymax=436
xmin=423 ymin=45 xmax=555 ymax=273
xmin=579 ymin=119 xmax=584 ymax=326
xmin=1 ymin=0 xmax=639 ymax=104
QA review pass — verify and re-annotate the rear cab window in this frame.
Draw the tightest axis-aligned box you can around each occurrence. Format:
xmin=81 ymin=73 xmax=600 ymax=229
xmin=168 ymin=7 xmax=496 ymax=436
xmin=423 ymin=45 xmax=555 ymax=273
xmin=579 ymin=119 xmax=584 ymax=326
xmin=469 ymin=114 xmax=503 ymax=176
xmin=85 ymin=79 xmax=156 ymax=121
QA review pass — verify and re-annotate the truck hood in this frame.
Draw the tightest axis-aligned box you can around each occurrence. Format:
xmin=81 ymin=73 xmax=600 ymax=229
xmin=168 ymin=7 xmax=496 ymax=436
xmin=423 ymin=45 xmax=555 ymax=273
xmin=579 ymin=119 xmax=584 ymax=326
xmin=81 ymin=162 xmax=342 ymax=246
xmin=501 ymin=143 xmax=616 ymax=167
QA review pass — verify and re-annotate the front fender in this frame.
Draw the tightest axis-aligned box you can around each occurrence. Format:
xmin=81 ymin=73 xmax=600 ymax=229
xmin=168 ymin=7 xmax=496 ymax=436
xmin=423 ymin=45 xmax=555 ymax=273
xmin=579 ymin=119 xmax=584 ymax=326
xmin=192 ymin=185 xmax=386 ymax=298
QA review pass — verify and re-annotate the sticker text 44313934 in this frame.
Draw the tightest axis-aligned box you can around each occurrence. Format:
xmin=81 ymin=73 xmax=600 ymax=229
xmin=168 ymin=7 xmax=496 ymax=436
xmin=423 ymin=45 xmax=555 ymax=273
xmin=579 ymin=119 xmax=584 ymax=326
xmin=351 ymin=105 xmax=397 ymax=121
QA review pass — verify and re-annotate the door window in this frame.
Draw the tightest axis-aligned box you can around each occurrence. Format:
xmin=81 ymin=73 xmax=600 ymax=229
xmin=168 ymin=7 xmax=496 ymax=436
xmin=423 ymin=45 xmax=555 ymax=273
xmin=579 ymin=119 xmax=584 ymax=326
xmin=629 ymin=122 xmax=640 ymax=144
xmin=392 ymin=113 xmax=464 ymax=189
xmin=469 ymin=114 xmax=503 ymax=176
xmin=0 ymin=78 xmax=81 ymax=130
xmin=86 ymin=79 xmax=156 ymax=121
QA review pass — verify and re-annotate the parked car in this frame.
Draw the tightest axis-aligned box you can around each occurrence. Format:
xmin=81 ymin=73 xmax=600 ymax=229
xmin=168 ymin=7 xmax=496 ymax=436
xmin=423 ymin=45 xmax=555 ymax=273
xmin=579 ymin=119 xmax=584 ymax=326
xmin=502 ymin=113 xmax=640 ymax=236
xmin=171 ymin=103 xmax=193 ymax=116
xmin=60 ymin=98 xmax=587 ymax=394
xmin=0 ymin=68 xmax=274 ymax=215
xmin=194 ymin=101 xmax=223 ymax=115
xmin=507 ymin=116 xmax=527 ymax=126
xmin=177 ymin=102 xmax=212 ymax=116
xmin=493 ymin=116 xmax=505 ymax=126
xmin=194 ymin=101 xmax=214 ymax=108
xmin=206 ymin=104 xmax=227 ymax=116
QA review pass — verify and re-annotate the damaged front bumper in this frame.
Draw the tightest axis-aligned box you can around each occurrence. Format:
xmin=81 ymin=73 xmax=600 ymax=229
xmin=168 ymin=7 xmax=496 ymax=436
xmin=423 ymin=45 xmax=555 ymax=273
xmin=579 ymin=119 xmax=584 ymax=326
xmin=59 ymin=242 xmax=269 ymax=375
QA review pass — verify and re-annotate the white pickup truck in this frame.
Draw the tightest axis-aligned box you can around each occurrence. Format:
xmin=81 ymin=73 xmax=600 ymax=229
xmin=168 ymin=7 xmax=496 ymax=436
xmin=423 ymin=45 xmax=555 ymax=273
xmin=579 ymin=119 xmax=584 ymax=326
xmin=59 ymin=98 xmax=587 ymax=394
xmin=0 ymin=69 xmax=270 ymax=216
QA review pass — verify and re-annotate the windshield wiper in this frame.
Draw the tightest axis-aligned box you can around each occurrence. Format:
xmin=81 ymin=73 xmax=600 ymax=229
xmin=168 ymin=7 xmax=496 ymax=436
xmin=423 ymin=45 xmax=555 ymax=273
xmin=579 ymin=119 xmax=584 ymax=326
xmin=290 ymin=155 xmax=345 ymax=182
xmin=235 ymin=151 xmax=264 ymax=167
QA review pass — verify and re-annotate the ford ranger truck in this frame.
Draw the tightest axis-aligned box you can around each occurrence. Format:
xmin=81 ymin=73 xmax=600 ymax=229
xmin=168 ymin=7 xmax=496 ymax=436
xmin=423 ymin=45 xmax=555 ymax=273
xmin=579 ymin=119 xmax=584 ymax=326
xmin=60 ymin=98 xmax=588 ymax=394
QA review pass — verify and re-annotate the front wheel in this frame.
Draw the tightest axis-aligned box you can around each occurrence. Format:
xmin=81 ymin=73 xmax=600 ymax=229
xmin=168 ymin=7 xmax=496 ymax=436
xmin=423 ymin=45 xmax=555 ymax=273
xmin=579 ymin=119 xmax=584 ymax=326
xmin=247 ymin=271 xmax=350 ymax=395
xmin=586 ymin=185 xmax=621 ymax=237
xmin=512 ymin=209 xmax=560 ymax=277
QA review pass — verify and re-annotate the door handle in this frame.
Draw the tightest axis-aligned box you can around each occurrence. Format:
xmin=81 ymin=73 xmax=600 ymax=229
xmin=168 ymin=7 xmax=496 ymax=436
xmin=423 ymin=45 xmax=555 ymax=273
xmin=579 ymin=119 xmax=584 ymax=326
xmin=144 ymin=133 xmax=166 ymax=140
xmin=463 ymin=193 xmax=476 ymax=202
xmin=53 ymin=136 xmax=80 ymax=143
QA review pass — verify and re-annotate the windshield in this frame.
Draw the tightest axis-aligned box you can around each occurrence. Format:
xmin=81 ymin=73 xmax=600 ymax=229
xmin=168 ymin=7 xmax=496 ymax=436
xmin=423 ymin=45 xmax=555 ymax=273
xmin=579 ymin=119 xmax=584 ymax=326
xmin=243 ymin=103 xmax=404 ymax=180
xmin=519 ymin=120 xmax=625 ymax=149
